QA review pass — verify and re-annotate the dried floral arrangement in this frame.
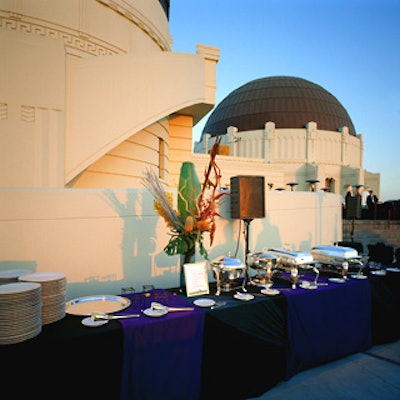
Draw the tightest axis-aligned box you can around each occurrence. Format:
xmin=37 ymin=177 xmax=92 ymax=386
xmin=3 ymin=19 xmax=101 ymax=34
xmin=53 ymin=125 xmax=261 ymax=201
xmin=142 ymin=137 xmax=226 ymax=261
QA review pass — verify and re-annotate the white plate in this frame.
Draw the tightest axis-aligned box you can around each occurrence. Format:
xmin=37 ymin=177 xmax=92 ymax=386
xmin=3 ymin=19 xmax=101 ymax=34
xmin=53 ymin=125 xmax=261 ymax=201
xmin=300 ymin=282 xmax=317 ymax=290
xmin=233 ymin=293 xmax=254 ymax=301
xmin=386 ymin=267 xmax=400 ymax=272
xmin=19 ymin=272 xmax=66 ymax=282
xmin=261 ymin=288 xmax=280 ymax=296
xmin=65 ymin=295 xmax=131 ymax=316
xmin=0 ymin=269 xmax=32 ymax=280
xmin=351 ymin=274 xmax=368 ymax=280
xmin=328 ymin=277 xmax=346 ymax=284
xmin=0 ymin=281 xmax=41 ymax=294
xmin=370 ymin=270 xmax=387 ymax=276
xmin=143 ymin=307 xmax=168 ymax=317
xmin=81 ymin=317 xmax=108 ymax=327
xmin=193 ymin=298 xmax=216 ymax=308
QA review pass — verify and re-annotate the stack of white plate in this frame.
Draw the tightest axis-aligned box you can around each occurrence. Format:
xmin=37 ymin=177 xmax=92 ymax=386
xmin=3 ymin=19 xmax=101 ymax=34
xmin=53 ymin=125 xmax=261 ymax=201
xmin=0 ymin=269 xmax=32 ymax=284
xmin=19 ymin=272 xmax=67 ymax=325
xmin=0 ymin=282 xmax=42 ymax=345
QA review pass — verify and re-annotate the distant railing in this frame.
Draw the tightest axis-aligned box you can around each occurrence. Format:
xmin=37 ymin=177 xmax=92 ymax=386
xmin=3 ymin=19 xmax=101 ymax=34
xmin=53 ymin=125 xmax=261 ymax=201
xmin=343 ymin=200 xmax=400 ymax=221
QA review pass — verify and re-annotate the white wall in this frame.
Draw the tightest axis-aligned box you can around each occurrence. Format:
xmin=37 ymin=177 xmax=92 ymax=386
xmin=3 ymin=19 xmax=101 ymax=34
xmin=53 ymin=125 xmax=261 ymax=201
xmin=0 ymin=188 xmax=342 ymax=300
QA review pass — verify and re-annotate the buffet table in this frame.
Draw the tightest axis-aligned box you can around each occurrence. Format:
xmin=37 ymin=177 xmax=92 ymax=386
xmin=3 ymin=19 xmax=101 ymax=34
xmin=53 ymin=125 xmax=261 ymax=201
xmin=283 ymin=275 xmax=371 ymax=378
xmin=1 ymin=270 xmax=399 ymax=400
xmin=0 ymin=311 xmax=124 ymax=399
xmin=196 ymin=273 xmax=372 ymax=399
xmin=0 ymin=288 xmax=203 ymax=400
xmin=199 ymin=289 xmax=287 ymax=399
xmin=118 ymin=289 xmax=204 ymax=400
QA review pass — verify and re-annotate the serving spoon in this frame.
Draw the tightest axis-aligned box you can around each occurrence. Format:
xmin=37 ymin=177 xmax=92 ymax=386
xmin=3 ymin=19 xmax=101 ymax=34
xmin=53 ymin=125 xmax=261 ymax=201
xmin=91 ymin=311 xmax=140 ymax=321
xmin=150 ymin=302 xmax=194 ymax=312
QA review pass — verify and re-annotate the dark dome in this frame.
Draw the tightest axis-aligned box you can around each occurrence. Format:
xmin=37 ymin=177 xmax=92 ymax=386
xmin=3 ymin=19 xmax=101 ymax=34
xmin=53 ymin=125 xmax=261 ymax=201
xmin=201 ymin=76 xmax=356 ymax=138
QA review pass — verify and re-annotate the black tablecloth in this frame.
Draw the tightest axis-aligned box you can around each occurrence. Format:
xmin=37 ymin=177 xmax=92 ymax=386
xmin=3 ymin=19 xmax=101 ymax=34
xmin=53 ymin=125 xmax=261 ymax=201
xmin=196 ymin=275 xmax=372 ymax=399
xmin=368 ymin=269 xmax=400 ymax=343
xmin=198 ymin=287 xmax=287 ymax=399
xmin=0 ymin=314 xmax=123 ymax=399
xmin=1 ymin=271 xmax=399 ymax=400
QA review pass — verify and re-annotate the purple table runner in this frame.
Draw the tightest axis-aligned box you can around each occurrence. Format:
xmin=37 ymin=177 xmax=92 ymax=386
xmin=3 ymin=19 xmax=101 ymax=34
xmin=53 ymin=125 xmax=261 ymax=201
xmin=118 ymin=289 xmax=204 ymax=400
xmin=278 ymin=274 xmax=372 ymax=378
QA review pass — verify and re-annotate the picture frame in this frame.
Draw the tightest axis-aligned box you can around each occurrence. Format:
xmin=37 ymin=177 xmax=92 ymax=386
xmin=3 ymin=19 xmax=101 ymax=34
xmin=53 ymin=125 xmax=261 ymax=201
xmin=183 ymin=260 xmax=210 ymax=297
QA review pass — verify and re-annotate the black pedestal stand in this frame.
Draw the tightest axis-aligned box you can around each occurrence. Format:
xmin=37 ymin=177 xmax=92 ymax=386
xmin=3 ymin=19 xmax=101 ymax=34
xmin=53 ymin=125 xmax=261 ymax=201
xmin=243 ymin=218 xmax=254 ymax=287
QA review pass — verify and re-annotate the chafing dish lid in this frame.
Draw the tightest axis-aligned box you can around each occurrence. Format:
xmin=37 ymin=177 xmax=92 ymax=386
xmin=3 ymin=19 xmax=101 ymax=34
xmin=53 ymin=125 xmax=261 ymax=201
xmin=311 ymin=245 xmax=359 ymax=259
xmin=211 ymin=256 xmax=244 ymax=269
xmin=268 ymin=248 xmax=314 ymax=264
xmin=252 ymin=252 xmax=277 ymax=260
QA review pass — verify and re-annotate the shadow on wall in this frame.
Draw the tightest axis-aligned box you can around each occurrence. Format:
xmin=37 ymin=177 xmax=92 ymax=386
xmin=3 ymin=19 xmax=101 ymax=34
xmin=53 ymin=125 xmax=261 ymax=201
xmin=253 ymin=214 xmax=282 ymax=251
xmin=101 ymin=189 xmax=181 ymax=292
xmin=1 ymin=189 xmax=343 ymax=300
xmin=0 ymin=260 xmax=37 ymax=273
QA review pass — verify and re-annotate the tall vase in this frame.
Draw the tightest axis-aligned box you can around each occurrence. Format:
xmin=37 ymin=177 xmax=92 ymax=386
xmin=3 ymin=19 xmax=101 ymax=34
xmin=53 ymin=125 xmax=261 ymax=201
xmin=179 ymin=246 xmax=196 ymax=294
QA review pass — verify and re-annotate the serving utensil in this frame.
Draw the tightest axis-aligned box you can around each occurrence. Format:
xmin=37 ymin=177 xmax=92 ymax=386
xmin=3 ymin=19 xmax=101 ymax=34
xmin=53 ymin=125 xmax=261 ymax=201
xmin=91 ymin=311 xmax=140 ymax=321
xmin=150 ymin=302 xmax=194 ymax=312
xmin=211 ymin=301 xmax=226 ymax=309
xmin=355 ymin=255 xmax=369 ymax=277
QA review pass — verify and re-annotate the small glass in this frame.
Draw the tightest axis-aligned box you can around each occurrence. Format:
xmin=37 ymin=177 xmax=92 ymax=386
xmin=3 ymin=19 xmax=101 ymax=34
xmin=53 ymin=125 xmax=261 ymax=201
xmin=142 ymin=284 xmax=155 ymax=292
xmin=141 ymin=285 xmax=155 ymax=309
xmin=121 ymin=287 xmax=135 ymax=295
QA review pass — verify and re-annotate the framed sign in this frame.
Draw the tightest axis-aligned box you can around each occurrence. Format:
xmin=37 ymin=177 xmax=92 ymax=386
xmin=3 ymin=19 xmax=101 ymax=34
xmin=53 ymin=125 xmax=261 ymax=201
xmin=183 ymin=261 xmax=209 ymax=297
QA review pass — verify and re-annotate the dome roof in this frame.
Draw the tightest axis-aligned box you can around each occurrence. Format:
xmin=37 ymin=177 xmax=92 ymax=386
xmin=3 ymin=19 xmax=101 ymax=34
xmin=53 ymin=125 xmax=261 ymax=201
xmin=201 ymin=76 xmax=356 ymax=138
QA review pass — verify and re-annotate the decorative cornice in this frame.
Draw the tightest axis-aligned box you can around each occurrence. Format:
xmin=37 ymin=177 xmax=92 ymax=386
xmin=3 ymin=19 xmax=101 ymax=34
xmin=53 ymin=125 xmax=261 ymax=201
xmin=96 ymin=0 xmax=170 ymax=51
xmin=0 ymin=12 xmax=122 ymax=56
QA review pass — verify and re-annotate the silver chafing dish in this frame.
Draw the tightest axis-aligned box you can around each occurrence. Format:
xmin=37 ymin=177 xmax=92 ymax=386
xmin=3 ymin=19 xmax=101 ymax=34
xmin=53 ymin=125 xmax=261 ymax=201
xmin=246 ymin=251 xmax=278 ymax=287
xmin=247 ymin=248 xmax=314 ymax=289
xmin=311 ymin=245 xmax=360 ymax=264
xmin=267 ymin=248 xmax=315 ymax=288
xmin=211 ymin=256 xmax=247 ymax=296
xmin=267 ymin=248 xmax=314 ymax=269
xmin=311 ymin=245 xmax=362 ymax=278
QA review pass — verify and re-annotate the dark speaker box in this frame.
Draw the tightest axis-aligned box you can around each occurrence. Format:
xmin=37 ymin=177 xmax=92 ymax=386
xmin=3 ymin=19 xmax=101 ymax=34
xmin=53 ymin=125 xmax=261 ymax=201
xmin=346 ymin=196 xmax=361 ymax=219
xmin=230 ymin=175 xmax=265 ymax=219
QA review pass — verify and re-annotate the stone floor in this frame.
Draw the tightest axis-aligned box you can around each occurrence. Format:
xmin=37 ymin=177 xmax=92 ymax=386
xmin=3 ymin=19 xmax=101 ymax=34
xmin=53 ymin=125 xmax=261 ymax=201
xmin=247 ymin=340 xmax=400 ymax=400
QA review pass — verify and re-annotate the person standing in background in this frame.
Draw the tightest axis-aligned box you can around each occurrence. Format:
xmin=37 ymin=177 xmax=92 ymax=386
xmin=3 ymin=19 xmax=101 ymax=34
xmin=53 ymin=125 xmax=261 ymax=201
xmin=367 ymin=190 xmax=378 ymax=219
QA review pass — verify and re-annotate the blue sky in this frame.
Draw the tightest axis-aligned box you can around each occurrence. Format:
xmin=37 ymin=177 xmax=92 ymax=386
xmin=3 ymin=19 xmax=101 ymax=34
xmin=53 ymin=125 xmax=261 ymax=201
xmin=169 ymin=0 xmax=400 ymax=202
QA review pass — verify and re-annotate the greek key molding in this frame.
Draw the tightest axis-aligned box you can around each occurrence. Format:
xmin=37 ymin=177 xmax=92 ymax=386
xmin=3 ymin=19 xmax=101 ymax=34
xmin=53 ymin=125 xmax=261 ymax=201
xmin=0 ymin=1 xmax=170 ymax=55
xmin=0 ymin=12 xmax=121 ymax=56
